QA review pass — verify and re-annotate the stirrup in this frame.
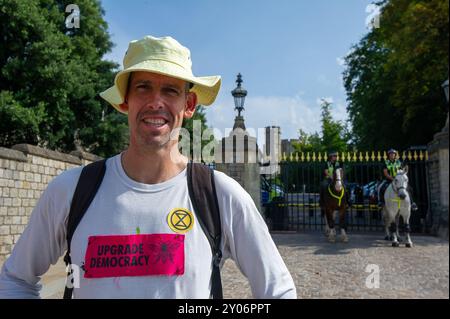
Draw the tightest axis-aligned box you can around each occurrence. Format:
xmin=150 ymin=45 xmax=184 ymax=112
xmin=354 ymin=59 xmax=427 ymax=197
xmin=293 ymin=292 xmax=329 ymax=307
xmin=411 ymin=203 xmax=418 ymax=211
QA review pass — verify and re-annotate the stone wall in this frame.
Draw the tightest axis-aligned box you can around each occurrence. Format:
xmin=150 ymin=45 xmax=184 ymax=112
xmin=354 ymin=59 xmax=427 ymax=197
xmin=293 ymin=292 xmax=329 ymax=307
xmin=215 ymin=128 xmax=262 ymax=214
xmin=215 ymin=162 xmax=262 ymax=214
xmin=427 ymin=130 xmax=449 ymax=239
xmin=0 ymin=144 xmax=101 ymax=263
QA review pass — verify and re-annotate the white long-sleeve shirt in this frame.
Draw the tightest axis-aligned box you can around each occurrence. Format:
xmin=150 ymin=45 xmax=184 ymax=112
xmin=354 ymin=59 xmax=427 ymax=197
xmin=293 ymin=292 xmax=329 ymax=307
xmin=0 ymin=154 xmax=296 ymax=299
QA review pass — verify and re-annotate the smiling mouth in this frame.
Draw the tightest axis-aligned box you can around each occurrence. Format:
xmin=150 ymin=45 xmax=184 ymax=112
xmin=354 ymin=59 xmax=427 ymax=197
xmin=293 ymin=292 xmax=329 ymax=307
xmin=142 ymin=118 xmax=169 ymax=127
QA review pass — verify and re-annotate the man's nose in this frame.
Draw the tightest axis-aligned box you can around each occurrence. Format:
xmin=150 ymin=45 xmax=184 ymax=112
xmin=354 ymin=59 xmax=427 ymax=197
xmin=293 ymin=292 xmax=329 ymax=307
xmin=145 ymin=91 xmax=165 ymax=109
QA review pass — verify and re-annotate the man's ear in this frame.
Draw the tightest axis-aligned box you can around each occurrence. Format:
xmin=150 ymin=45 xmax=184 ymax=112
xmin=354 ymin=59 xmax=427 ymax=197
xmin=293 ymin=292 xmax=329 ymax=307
xmin=119 ymin=94 xmax=129 ymax=112
xmin=184 ymin=92 xmax=198 ymax=119
xmin=403 ymin=165 xmax=409 ymax=174
xmin=119 ymin=101 xmax=129 ymax=112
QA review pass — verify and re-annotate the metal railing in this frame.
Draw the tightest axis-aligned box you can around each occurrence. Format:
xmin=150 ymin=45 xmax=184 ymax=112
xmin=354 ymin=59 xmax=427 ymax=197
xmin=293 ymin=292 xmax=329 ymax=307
xmin=262 ymin=150 xmax=429 ymax=233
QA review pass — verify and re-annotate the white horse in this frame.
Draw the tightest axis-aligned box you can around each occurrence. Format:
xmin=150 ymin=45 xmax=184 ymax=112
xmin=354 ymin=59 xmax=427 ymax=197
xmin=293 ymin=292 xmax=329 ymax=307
xmin=382 ymin=166 xmax=413 ymax=248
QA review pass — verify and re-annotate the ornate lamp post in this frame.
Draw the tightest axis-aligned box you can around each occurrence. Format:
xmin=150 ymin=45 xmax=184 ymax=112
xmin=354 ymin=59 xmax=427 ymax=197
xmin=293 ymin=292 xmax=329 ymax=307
xmin=231 ymin=73 xmax=247 ymax=130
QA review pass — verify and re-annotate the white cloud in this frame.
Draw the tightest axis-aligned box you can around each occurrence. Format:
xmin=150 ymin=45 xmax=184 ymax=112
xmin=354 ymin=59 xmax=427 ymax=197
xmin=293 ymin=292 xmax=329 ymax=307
xmin=314 ymin=97 xmax=349 ymax=124
xmin=294 ymin=90 xmax=306 ymax=98
xmin=334 ymin=101 xmax=349 ymax=123
xmin=204 ymin=95 xmax=324 ymax=146
xmin=336 ymin=57 xmax=346 ymax=66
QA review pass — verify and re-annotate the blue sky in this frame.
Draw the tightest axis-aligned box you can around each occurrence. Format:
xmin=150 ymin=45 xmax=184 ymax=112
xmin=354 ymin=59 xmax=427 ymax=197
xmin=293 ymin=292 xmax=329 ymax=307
xmin=101 ymin=0 xmax=376 ymax=142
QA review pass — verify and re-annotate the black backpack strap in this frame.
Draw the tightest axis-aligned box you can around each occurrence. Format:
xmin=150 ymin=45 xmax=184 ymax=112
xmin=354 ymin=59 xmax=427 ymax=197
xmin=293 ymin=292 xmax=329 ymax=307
xmin=187 ymin=162 xmax=223 ymax=299
xmin=63 ymin=159 xmax=107 ymax=299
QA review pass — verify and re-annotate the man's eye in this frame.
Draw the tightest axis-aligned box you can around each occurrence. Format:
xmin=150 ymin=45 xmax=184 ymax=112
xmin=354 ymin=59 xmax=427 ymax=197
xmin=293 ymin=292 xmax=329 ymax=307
xmin=164 ymin=88 xmax=180 ymax=96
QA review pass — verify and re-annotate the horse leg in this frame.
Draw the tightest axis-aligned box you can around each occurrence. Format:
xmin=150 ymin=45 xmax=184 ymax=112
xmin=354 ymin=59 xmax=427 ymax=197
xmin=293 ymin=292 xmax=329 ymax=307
xmin=322 ymin=208 xmax=330 ymax=237
xmin=339 ymin=207 xmax=348 ymax=243
xmin=395 ymin=214 xmax=402 ymax=243
xmin=390 ymin=220 xmax=399 ymax=247
xmin=326 ymin=210 xmax=336 ymax=243
xmin=383 ymin=208 xmax=391 ymax=241
xmin=403 ymin=211 xmax=413 ymax=248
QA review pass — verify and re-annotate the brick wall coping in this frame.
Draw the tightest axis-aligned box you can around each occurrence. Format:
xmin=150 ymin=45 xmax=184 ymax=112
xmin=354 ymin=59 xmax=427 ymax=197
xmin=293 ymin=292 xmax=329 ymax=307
xmin=0 ymin=144 xmax=102 ymax=164
xmin=0 ymin=147 xmax=28 ymax=162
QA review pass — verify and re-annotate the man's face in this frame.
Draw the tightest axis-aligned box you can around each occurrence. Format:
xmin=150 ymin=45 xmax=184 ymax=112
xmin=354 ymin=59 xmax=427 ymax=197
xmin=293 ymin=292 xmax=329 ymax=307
xmin=122 ymin=71 xmax=197 ymax=151
xmin=388 ymin=153 xmax=396 ymax=161
xmin=330 ymin=155 xmax=337 ymax=162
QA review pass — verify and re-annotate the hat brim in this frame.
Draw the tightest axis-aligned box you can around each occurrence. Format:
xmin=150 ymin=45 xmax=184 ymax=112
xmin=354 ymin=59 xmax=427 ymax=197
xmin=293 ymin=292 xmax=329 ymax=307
xmin=99 ymin=59 xmax=221 ymax=114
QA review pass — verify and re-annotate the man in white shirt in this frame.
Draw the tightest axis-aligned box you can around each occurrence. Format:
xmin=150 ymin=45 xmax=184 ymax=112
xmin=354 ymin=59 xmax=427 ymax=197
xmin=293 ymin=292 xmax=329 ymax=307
xmin=0 ymin=35 xmax=297 ymax=299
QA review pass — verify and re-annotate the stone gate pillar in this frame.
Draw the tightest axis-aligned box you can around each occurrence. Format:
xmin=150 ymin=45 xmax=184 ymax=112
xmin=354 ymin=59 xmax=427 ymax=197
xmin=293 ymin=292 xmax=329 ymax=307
xmin=427 ymin=129 xmax=449 ymax=239
xmin=427 ymin=79 xmax=449 ymax=239
xmin=214 ymin=74 xmax=261 ymax=213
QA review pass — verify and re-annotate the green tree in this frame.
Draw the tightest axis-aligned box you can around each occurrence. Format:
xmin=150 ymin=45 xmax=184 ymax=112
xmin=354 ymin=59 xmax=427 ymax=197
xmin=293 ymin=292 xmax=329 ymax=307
xmin=0 ymin=91 xmax=44 ymax=146
xmin=344 ymin=0 xmax=449 ymax=149
xmin=292 ymin=99 xmax=350 ymax=154
xmin=181 ymin=105 xmax=213 ymax=161
xmin=320 ymin=99 xmax=348 ymax=153
xmin=344 ymin=32 xmax=401 ymax=149
xmin=292 ymin=129 xmax=321 ymax=153
xmin=0 ymin=0 xmax=127 ymax=157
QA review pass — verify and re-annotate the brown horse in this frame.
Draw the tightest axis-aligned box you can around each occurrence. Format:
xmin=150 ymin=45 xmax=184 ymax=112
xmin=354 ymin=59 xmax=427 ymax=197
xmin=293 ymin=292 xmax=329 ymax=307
xmin=321 ymin=168 xmax=348 ymax=243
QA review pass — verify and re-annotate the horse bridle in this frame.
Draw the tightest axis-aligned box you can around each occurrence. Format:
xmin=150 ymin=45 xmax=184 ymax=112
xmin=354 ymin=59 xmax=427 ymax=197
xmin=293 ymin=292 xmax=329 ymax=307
xmin=391 ymin=174 xmax=407 ymax=195
xmin=334 ymin=168 xmax=342 ymax=182
xmin=328 ymin=168 xmax=345 ymax=206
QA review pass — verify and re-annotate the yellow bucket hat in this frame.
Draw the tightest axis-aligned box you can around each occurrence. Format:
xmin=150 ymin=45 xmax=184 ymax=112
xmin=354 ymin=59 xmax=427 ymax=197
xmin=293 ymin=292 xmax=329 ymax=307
xmin=99 ymin=35 xmax=221 ymax=114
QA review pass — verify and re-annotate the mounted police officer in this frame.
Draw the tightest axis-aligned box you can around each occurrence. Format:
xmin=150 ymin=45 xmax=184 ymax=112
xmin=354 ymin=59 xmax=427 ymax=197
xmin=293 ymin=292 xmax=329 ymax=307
xmin=319 ymin=151 xmax=342 ymax=207
xmin=378 ymin=149 xmax=418 ymax=211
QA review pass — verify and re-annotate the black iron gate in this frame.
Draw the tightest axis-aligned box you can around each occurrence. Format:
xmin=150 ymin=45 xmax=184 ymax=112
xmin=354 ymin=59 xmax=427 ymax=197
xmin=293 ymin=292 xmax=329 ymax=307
xmin=262 ymin=150 xmax=429 ymax=233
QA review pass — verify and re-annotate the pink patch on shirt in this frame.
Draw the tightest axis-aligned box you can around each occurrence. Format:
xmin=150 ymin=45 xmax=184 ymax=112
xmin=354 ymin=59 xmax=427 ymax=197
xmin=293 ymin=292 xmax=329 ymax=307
xmin=84 ymin=234 xmax=185 ymax=278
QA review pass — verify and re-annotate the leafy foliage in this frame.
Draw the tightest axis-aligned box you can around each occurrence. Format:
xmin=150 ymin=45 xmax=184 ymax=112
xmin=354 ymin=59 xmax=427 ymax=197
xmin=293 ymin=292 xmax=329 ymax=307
xmin=181 ymin=105 xmax=213 ymax=160
xmin=293 ymin=99 xmax=350 ymax=153
xmin=0 ymin=0 xmax=127 ymax=157
xmin=343 ymin=0 xmax=449 ymax=149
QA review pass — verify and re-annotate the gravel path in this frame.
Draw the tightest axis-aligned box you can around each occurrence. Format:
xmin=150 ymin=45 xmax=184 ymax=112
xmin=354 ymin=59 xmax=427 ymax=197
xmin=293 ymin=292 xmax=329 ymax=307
xmin=222 ymin=232 xmax=449 ymax=299
xmin=36 ymin=232 xmax=448 ymax=299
